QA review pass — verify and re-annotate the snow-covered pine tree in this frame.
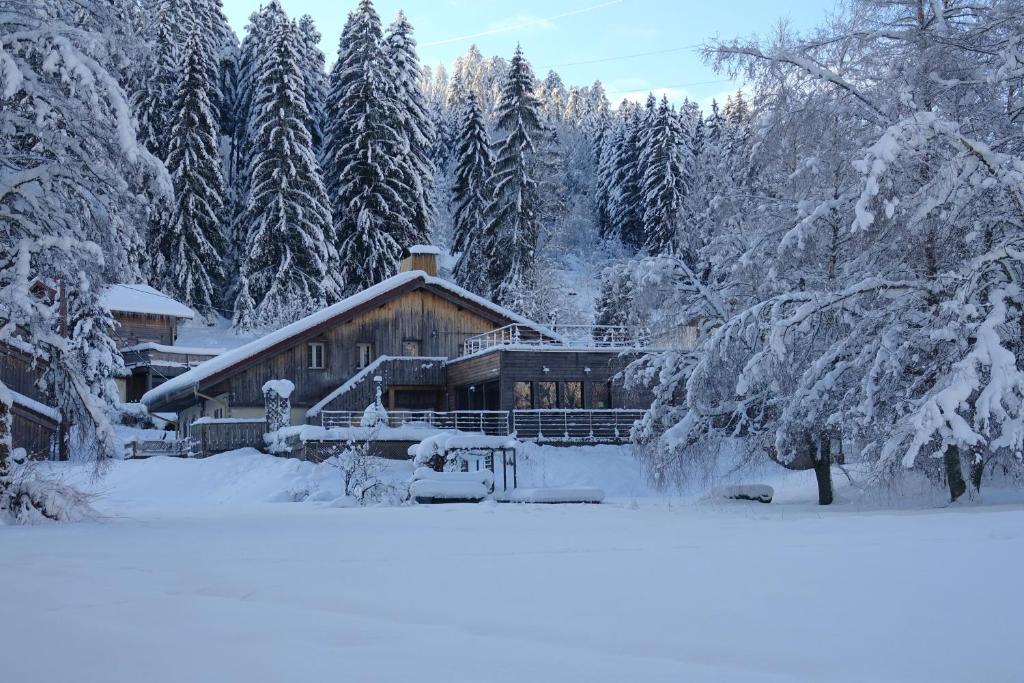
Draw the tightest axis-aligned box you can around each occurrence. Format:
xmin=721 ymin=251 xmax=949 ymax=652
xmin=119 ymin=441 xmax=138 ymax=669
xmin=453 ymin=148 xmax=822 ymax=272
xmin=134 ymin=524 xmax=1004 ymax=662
xmin=229 ymin=2 xmax=278 ymax=252
xmin=451 ymin=94 xmax=494 ymax=294
xmin=481 ymin=45 xmax=544 ymax=313
xmin=539 ymin=71 xmax=567 ymax=122
xmin=608 ymin=101 xmax=646 ymax=250
xmin=387 ymin=10 xmax=435 ymax=244
xmin=324 ymin=0 xmax=417 ymax=293
xmin=296 ymin=15 xmax=329 ymax=157
xmin=642 ymin=96 xmax=691 ymax=255
xmin=595 ymin=115 xmax=622 ymax=240
xmin=156 ymin=30 xmax=228 ymax=317
xmin=45 ymin=278 xmax=127 ymax=460
xmin=233 ymin=13 xmax=335 ymax=330
xmin=132 ymin=1 xmax=180 ymax=161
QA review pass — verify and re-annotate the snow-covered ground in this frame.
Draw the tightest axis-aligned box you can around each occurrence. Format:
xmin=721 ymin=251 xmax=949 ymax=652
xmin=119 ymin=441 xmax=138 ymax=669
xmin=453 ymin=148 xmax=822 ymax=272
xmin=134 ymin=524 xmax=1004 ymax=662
xmin=2 ymin=448 xmax=1021 ymax=682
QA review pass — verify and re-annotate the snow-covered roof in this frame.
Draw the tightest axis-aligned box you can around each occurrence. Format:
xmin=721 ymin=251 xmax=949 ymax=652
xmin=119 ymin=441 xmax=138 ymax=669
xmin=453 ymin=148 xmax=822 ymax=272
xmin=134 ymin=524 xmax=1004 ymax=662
xmin=409 ymin=245 xmax=441 ymax=255
xmin=122 ymin=342 xmax=225 ymax=356
xmin=100 ymin=284 xmax=195 ymax=319
xmin=9 ymin=389 xmax=61 ymax=423
xmin=141 ymin=271 xmax=552 ymax=408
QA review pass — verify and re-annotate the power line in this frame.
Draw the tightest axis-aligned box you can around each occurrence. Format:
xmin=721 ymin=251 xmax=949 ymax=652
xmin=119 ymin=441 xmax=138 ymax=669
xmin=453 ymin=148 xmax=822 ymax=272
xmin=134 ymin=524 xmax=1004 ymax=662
xmin=421 ymin=0 xmax=625 ymax=48
xmin=540 ymin=44 xmax=703 ymax=70
xmin=604 ymin=78 xmax=736 ymax=98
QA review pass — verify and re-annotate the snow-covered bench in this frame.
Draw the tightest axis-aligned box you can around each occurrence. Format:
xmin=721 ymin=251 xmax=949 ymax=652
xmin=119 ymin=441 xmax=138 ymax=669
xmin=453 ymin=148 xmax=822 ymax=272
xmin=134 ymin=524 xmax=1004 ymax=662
xmin=711 ymin=485 xmax=774 ymax=504
xmin=494 ymin=488 xmax=605 ymax=504
xmin=409 ymin=467 xmax=493 ymax=504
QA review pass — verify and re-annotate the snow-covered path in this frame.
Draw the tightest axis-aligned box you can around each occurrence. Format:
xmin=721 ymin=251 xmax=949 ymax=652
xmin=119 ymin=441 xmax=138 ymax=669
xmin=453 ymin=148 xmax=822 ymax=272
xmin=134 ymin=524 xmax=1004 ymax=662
xmin=2 ymin=456 xmax=1022 ymax=682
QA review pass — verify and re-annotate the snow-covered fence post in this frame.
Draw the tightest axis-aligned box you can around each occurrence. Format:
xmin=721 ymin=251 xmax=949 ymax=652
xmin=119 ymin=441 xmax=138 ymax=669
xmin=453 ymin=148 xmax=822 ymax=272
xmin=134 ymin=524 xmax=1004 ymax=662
xmin=360 ymin=377 xmax=389 ymax=429
xmin=262 ymin=380 xmax=295 ymax=434
xmin=0 ymin=384 xmax=12 ymax=509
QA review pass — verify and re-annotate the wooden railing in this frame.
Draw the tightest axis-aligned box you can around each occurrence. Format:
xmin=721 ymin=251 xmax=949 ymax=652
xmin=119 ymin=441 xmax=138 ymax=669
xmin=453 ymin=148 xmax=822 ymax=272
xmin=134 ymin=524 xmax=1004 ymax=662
xmin=129 ymin=438 xmax=192 ymax=459
xmin=463 ymin=324 xmax=650 ymax=355
xmin=190 ymin=418 xmax=269 ymax=457
xmin=511 ymin=409 xmax=644 ymax=443
xmin=319 ymin=410 xmax=510 ymax=435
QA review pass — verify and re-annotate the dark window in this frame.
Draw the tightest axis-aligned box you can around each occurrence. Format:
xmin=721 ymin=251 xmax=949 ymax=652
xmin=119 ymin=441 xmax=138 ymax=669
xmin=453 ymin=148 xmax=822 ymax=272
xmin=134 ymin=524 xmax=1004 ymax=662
xmin=307 ymin=342 xmax=325 ymax=369
xmin=561 ymin=381 xmax=583 ymax=409
xmin=592 ymin=381 xmax=611 ymax=408
xmin=356 ymin=343 xmax=373 ymax=369
xmin=513 ymin=381 xmax=533 ymax=409
xmin=482 ymin=381 xmax=500 ymax=410
xmin=536 ymin=381 xmax=557 ymax=409
xmin=402 ymin=340 xmax=421 ymax=356
xmin=456 ymin=386 xmax=471 ymax=410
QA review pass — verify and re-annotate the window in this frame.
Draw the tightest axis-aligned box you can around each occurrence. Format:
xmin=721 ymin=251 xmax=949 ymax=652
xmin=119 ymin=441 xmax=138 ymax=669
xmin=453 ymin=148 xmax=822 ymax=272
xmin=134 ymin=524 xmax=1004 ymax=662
xmin=592 ymin=381 xmax=611 ymax=409
xmin=513 ymin=381 xmax=533 ymax=409
xmin=402 ymin=339 xmax=421 ymax=357
xmin=482 ymin=381 xmax=500 ymax=410
xmin=561 ymin=381 xmax=583 ymax=409
xmin=212 ymin=407 xmax=224 ymax=419
xmin=307 ymin=342 xmax=325 ymax=369
xmin=535 ymin=381 xmax=557 ymax=409
xmin=356 ymin=343 xmax=373 ymax=369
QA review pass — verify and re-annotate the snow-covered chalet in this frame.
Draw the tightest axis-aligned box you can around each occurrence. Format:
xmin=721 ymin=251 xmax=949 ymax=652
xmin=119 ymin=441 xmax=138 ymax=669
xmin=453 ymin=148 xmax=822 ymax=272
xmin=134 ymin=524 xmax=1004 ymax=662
xmin=142 ymin=247 xmax=657 ymax=451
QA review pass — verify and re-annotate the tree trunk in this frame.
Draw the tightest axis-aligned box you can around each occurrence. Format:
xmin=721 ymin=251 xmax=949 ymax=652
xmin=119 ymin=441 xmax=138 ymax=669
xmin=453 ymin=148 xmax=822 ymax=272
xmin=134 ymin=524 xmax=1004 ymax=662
xmin=944 ymin=444 xmax=967 ymax=502
xmin=968 ymin=447 xmax=984 ymax=496
xmin=813 ymin=433 xmax=833 ymax=506
xmin=0 ymin=388 xmax=11 ymax=506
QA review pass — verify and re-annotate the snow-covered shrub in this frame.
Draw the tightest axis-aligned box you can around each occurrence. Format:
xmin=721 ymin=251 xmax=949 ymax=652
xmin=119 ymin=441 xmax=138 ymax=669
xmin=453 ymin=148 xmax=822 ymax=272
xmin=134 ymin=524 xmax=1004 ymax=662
xmin=1 ymin=448 xmax=95 ymax=525
xmin=325 ymin=440 xmax=394 ymax=505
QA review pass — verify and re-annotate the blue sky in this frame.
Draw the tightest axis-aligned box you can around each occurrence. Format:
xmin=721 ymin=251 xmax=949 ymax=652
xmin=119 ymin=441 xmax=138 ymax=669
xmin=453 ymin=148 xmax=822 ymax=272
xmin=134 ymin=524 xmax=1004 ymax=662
xmin=221 ymin=0 xmax=836 ymax=109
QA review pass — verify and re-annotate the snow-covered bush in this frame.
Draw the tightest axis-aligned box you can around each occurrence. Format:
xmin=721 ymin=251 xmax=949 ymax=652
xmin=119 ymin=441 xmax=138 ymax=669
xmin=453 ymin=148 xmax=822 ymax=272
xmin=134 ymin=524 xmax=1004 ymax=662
xmin=325 ymin=440 xmax=393 ymax=505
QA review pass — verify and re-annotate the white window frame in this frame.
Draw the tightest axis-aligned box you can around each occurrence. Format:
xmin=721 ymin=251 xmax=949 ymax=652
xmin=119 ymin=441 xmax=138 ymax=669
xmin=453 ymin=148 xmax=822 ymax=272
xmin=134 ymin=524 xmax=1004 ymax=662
xmin=356 ymin=342 xmax=373 ymax=369
xmin=308 ymin=342 xmax=326 ymax=370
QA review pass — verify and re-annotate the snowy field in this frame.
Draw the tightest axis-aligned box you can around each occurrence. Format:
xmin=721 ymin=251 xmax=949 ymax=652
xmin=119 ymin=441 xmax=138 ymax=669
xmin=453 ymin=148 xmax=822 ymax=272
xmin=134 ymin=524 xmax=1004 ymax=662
xmin=2 ymin=449 xmax=1022 ymax=683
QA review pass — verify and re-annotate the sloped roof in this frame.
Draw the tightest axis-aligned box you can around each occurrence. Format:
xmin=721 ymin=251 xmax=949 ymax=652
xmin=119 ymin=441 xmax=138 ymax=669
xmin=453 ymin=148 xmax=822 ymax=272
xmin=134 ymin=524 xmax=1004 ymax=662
xmin=141 ymin=271 xmax=552 ymax=409
xmin=100 ymin=284 xmax=195 ymax=319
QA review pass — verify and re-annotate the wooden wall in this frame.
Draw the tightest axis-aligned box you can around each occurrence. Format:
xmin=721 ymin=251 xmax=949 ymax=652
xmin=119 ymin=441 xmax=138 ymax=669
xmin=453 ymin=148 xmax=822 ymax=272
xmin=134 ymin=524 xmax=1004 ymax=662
xmin=1 ymin=343 xmax=46 ymax=403
xmin=315 ymin=357 xmax=447 ymax=413
xmin=112 ymin=312 xmax=177 ymax=346
xmin=447 ymin=350 xmax=652 ymax=410
xmin=11 ymin=406 xmax=56 ymax=460
xmin=209 ymin=289 xmax=500 ymax=408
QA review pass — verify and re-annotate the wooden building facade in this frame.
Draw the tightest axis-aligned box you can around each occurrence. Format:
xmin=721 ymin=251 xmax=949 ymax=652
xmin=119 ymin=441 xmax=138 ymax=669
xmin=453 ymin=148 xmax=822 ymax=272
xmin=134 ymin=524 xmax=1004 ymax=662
xmin=141 ymin=249 xmax=655 ymax=442
xmin=1 ymin=340 xmax=59 ymax=459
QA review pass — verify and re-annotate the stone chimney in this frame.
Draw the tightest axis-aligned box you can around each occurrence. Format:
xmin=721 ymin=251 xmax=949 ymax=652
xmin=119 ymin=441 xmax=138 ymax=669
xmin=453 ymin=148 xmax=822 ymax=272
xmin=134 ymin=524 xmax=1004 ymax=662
xmin=399 ymin=245 xmax=440 ymax=277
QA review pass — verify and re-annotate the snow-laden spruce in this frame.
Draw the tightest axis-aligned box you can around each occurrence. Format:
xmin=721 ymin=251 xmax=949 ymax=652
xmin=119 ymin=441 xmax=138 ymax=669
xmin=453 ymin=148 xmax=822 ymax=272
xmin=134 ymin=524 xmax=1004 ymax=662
xmin=155 ymin=30 xmax=228 ymax=318
xmin=480 ymin=45 xmax=544 ymax=314
xmin=233 ymin=10 xmax=335 ymax=330
xmin=451 ymin=93 xmax=494 ymax=295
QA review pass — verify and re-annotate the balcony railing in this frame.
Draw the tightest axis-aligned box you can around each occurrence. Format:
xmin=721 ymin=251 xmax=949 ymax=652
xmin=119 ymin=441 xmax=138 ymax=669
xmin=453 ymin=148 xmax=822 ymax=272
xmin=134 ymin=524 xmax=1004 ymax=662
xmin=320 ymin=410 xmax=510 ymax=435
xmin=512 ymin=409 xmax=644 ymax=442
xmin=463 ymin=324 xmax=650 ymax=355
xmin=318 ymin=409 xmax=643 ymax=443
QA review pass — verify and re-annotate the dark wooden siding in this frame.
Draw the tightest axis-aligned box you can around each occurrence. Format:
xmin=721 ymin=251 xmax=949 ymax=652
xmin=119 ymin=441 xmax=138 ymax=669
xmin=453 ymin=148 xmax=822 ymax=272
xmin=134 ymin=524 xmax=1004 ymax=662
xmin=11 ymin=406 xmax=57 ymax=460
xmin=1 ymin=343 xmax=46 ymax=403
xmin=494 ymin=350 xmax=650 ymax=410
xmin=210 ymin=289 xmax=501 ymax=408
xmin=315 ymin=357 xmax=447 ymax=413
xmin=112 ymin=312 xmax=177 ymax=346
xmin=444 ymin=353 xmax=502 ymax=409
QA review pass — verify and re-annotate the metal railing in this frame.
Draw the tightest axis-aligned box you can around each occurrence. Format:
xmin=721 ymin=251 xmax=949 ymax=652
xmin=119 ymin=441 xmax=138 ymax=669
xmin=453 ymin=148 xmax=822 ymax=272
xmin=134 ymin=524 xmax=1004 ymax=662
xmin=128 ymin=438 xmax=191 ymax=459
xmin=512 ymin=409 xmax=644 ymax=442
xmin=320 ymin=409 xmax=510 ymax=435
xmin=463 ymin=324 xmax=650 ymax=355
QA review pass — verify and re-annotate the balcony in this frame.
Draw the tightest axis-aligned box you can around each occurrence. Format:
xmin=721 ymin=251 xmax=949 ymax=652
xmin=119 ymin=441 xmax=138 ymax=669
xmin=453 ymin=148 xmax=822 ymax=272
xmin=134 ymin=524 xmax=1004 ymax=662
xmin=463 ymin=324 xmax=650 ymax=355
